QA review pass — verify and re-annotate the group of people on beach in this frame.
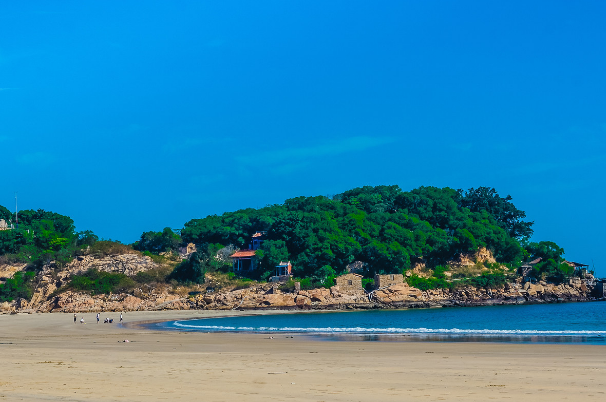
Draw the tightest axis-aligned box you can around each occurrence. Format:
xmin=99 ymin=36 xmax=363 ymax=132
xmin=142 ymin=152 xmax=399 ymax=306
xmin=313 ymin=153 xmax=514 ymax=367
xmin=74 ymin=312 xmax=123 ymax=324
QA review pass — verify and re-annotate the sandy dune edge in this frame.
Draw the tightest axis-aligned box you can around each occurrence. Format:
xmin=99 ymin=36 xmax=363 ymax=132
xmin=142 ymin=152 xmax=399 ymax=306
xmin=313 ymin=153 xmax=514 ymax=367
xmin=0 ymin=311 xmax=605 ymax=401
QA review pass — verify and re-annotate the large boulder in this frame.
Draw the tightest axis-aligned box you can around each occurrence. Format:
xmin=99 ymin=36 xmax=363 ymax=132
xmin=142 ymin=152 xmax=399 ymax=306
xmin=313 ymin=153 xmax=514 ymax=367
xmin=257 ymin=294 xmax=297 ymax=308
xmin=374 ymin=283 xmax=423 ymax=303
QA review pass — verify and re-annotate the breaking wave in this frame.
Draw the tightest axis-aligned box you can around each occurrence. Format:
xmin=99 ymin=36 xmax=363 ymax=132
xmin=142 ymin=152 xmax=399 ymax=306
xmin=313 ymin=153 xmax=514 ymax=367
xmin=169 ymin=321 xmax=606 ymax=337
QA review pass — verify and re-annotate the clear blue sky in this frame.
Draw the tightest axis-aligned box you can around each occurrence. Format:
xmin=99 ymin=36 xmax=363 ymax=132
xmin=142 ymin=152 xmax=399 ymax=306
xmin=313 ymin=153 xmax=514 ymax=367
xmin=1 ymin=1 xmax=604 ymax=274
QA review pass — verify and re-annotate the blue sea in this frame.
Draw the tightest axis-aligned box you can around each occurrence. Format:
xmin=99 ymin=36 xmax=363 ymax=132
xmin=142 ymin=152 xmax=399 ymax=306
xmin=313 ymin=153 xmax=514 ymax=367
xmin=145 ymin=302 xmax=606 ymax=344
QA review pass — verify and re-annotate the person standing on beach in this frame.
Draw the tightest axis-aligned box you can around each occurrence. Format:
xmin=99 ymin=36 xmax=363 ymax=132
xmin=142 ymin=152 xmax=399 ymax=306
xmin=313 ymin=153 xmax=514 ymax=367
xmin=96 ymin=313 xmax=100 ymax=324
xmin=120 ymin=312 xmax=123 ymax=322
xmin=74 ymin=313 xmax=77 ymax=323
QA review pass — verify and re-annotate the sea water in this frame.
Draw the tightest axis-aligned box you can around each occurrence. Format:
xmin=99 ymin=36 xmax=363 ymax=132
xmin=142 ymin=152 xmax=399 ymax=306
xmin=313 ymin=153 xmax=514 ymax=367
xmin=146 ymin=301 xmax=606 ymax=344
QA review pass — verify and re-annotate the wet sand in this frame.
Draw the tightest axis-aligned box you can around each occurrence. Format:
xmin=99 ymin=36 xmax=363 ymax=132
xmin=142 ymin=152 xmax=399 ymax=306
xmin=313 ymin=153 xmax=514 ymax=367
xmin=0 ymin=310 xmax=605 ymax=401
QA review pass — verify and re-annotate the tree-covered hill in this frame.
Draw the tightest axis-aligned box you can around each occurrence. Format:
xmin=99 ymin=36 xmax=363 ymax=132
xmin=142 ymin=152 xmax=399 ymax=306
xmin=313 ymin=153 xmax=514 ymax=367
xmin=0 ymin=185 xmax=575 ymax=302
xmin=179 ymin=185 xmax=540 ymax=280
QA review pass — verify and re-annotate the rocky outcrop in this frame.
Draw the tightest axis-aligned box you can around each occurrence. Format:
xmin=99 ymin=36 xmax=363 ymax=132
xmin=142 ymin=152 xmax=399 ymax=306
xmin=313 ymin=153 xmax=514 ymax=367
xmin=373 ymin=283 xmax=423 ymax=303
xmin=62 ymin=254 xmax=158 ymax=276
xmin=0 ymin=251 xmax=601 ymax=314
xmin=0 ymin=263 xmax=28 ymax=282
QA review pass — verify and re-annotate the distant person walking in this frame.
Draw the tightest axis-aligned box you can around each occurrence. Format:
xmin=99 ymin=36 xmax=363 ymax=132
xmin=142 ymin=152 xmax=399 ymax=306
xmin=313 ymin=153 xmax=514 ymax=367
xmin=74 ymin=313 xmax=77 ymax=323
xmin=120 ymin=313 xmax=123 ymax=323
xmin=97 ymin=313 xmax=100 ymax=324
xmin=80 ymin=317 xmax=85 ymax=324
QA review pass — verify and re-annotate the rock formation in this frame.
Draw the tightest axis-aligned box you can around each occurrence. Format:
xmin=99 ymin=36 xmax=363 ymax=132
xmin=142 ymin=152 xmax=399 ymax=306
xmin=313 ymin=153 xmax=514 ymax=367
xmin=0 ymin=251 xmax=601 ymax=314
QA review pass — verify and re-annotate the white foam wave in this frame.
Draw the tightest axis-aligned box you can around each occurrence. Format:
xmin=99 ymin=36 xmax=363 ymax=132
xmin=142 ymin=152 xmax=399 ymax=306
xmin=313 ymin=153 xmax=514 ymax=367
xmin=169 ymin=321 xmax=606 ymax=336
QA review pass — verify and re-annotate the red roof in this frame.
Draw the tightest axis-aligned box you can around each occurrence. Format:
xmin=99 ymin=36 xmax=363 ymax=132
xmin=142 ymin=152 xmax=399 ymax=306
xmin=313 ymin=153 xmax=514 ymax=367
xmin=230 ymin=250 xmax=257 ymax=258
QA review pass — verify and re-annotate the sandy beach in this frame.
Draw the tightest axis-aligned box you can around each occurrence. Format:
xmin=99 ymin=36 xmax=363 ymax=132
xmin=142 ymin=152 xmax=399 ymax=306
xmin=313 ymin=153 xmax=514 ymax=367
xmin=0 ymin=311 xmax=605 ymax=401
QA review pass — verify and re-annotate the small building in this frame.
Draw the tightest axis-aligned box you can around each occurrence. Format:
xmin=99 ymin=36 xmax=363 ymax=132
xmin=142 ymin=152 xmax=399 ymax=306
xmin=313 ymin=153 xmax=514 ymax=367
xmin=231 ymin=250 xmax=258 ymax=272
xmin=229 ymin=232 xmax=267 ymax=273
xmin=334 ymin=273 xmax=364 ymax=295
xmin=270 ymin=261 xmax=293 ymax=283
xmin=594 ymin=280 xmax=606 ymax=298
xmin=250 ymin=232 xmax=266 ymax=250
xmin=374 ymin=273 xmax=404 ymax=289
xmin=564 ymin=260 xmax=590 ymax=277
xmin=519 ymin=257 xmax=542 ymax=281
xmin=0 ymin=219 xmax=11 ymax=231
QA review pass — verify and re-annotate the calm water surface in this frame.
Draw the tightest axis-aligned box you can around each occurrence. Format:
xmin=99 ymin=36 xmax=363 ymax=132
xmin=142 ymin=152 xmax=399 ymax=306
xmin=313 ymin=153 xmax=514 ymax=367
xmin=145 ymin=302 xmax=606 ymax=344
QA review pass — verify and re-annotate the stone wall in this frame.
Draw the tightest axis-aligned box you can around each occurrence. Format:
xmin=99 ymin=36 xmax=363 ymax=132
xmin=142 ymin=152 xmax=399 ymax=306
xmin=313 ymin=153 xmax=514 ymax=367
xmin=334 ymin=273 xmax=364 ymax=295
xmin=374 ymin=274 xmax=404 ymax=289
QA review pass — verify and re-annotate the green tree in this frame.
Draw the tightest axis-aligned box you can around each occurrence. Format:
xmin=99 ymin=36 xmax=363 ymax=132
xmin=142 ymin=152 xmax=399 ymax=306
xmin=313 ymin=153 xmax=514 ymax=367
xmin=458 ymin=187 xmax=534 ymax=239
xmin=134 ymin=227 xmax=181 ymax=254
xmin=169 ymin=252 xmax=206 ymax=284
xmin=257 ymin=240 xmax=289 ymax=278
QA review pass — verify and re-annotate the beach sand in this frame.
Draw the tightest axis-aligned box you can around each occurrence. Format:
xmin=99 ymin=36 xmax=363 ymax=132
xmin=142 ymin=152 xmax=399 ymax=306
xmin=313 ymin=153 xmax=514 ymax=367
xmin=0 ymin=311 xmax=604 ymax=401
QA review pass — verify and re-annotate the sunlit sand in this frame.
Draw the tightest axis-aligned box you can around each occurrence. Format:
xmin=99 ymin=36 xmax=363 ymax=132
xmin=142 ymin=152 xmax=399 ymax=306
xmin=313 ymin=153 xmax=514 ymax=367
xmin=0 ymin=311 xmax=604 ymax=401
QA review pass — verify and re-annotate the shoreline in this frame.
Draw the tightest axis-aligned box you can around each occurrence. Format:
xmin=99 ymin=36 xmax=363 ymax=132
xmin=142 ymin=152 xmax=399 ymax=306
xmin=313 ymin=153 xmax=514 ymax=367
xmin=134 ymin=304 xmax=606 ymax=345
xmin=1 ymin=311 xmax=606 ymax=401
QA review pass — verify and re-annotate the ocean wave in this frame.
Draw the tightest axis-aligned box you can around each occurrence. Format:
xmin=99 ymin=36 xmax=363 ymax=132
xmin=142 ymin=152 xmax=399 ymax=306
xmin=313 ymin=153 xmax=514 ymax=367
xmin=169 ymin=321 xmax=606 ymax=336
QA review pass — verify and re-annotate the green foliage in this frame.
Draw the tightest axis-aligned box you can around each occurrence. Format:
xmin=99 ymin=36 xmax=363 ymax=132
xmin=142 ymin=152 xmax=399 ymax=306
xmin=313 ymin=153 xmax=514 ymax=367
xmin=468 ymin=272 xmax=507 ymax=288
xmin=87 ymin=241 xmax=134 ymax=257
xmin=133 ymin=227 xmax=181 ymax=254
xmin=69 ymin=269 xmax=135 ymax=295
xmin=257 ymin=240 xmax=289 ymax=276
xmin=406 ymin=274 xmax=451 ymax=291
xmin=297 ymin=278 xmax=315 ymax=290
xmin=134 ymin=266 xmax=174 ymax=284
xmin=168 ymin=252 xmax=205 ymax=284
xmin=278 ymin=279 xmax=297 ymax=292
xmin=525 ymin=241 xmax=564 ymax=262
xmin=458 ymin=187 xmax=534 ymax=239
xmin=178 ymin=185 xmax=537 ymax=282
xmin=0 ymin=206 xmax=104 ymax=276
xmin=322 ymin=275 xmax=336 ymax=289
xmin=0 ymin=271 xmax=36 ymax=301
xmin=533 ymin=259 xmax=574 ymax=282
xmin=362 ymin=278 xmax=374 ymax=291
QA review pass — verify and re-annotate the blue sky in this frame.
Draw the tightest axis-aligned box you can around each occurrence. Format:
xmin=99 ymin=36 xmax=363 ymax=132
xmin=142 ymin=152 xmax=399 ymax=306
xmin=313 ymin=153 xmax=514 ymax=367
xmin=1 ymin=1 xmax=604 ymax=274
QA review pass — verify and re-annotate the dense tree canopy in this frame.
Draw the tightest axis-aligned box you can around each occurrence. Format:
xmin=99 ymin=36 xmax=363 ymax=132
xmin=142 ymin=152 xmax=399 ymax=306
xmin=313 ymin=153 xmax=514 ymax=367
xmin=133 ymin=227 xmax=180 ymax=254
xmin=181 ymin=185 xmax=538 ymax=280
xmin=0 ymin=207 xmax=93 ymax=267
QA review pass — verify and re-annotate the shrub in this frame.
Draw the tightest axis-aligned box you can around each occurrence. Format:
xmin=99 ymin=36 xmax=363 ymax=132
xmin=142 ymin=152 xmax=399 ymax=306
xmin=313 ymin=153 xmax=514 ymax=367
xmin=134 ymin=266 xmax=173 ymax=284
xmin=86 ymin=241 xmax=136 ymax=257
xmin=322 ymin=275 xmax=336 ymax=289
xmin=278 ymin=279 xmax=296 ymax=293
xmin=362 ymin=278 xmax=374 ymax=291
xmin=168 ymin=252 xmax=205 ymax=284
xmin=69 ymin=269 xmax=135 ymax=295
xmin=0 ymin=271 xmax=36 ymax=301
xmin=298 ymin=278 xmax=315 ymax=290
xmin=406 ymin=274 xmax=452 ymax=291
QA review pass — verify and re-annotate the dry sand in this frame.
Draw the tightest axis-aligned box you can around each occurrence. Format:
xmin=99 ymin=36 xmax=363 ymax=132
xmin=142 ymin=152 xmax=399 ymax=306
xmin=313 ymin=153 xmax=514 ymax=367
xmin=0 ymin=310 xmax=605 ymax=401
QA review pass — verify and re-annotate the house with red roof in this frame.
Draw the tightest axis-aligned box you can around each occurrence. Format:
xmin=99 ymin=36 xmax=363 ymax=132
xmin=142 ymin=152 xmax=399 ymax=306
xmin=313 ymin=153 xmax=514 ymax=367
xmin=230 ymin=232 xmax=266 ymax=273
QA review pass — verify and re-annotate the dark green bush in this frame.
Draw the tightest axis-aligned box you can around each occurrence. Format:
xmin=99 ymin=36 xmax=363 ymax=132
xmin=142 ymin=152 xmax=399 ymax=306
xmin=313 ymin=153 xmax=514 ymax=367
xmin=69 ymin=269 xmax=135 ymax=295
xmin=469 ymin=272 xmax=507 ymax=288
xmin=0 ymin=271 xmax=36 ymax=301
xmin=362 ymin=278 xmax=374 ymax=291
